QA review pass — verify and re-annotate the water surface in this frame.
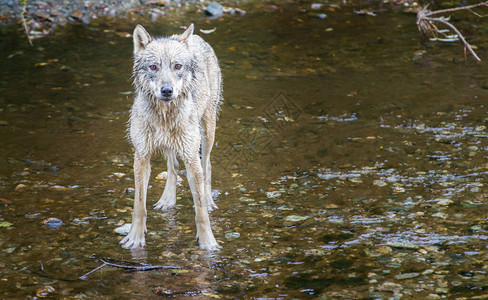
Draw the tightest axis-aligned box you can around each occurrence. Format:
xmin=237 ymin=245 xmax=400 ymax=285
xmin=2 ymin=2 xmax=488 ymax=298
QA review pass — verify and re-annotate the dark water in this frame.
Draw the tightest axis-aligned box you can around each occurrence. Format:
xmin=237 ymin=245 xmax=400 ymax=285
xmin=2 ymin=2 xmax=488 ymax=298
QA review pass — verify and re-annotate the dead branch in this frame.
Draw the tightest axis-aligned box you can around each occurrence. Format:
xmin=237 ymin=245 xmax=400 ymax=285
xmin=79 ymin=259 xmax=183 ymax=280
xmin=416 ymin=2 xmax=488 ymax=62
xmin=20 ymin=0 xmax=33 ymax=46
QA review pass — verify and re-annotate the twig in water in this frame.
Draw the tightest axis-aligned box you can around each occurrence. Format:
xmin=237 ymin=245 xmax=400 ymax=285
xmin=79 ymin=259 xmax=183 ymax=280
xmin=20 ymin=0 xmax=33 ymax=46
xmin=416 ymin=1 xmax=488 ymax=62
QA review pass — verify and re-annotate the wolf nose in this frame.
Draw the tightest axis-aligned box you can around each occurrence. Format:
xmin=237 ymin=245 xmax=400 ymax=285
xmin=161 ymin=86 xmax=173 ymax=97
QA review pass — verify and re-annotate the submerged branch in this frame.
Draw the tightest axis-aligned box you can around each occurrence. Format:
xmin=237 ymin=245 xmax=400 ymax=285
xmin=79 ymin=259 xmax=183 ymax=280
xmin=20 ymin=0 xmax=33 ymax=46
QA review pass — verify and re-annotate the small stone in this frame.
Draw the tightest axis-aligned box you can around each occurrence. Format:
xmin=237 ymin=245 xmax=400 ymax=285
xmin=43 ymin=218 xmax=63 ymax=229
xmin=304 ymin=249 xmax=326 ymax=256
xmin=50 ymin=185 xmax=69 ymax=191
xmin=377 ymin=281 xmax=403 ymax=292
xmin=15 ymin=184 xmax=27 ymax=191
xmin=225 ymin=232 xmax=240 ymax=239
xmin=311 ymin=3 xmax=323 ymax=9
xmin=36 ymin=286 xmax=55 ymax=298
xmin=125 ymin=187 xmax=135 ymax=195
xmin=284 ymin=215 xmax=309 ymax=222
xmin=377 ymin=245 xmax=393 ymax=255
xmin=114 ymin=224 xmax=131 ymax=236
xmin=235 ymin=8 xmax=246 ymax=15
xmin=395 ymin=272 xmax=420 ymax=280
xmin=386 ymin=242 xmax=420 ymax=250
xmin=436 ymin=199 xmax=453 ymax=206
xmin=290 ymin=183 xmax=299 ymax=189
xmin=432 ymin=212 xmax=448 ymax=219
xmin=373 ymin=180 xmax=387 ymax=187
xmin=266 ymin=191 xmax=281 ymax=198
xmin=71 ymin=10 xmax=83 ymax=20
xmin=113 ymin=172 xmax=125 ymax=178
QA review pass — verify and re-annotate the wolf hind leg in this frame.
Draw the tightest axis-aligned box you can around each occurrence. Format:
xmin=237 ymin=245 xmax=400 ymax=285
xmin=154 ymin=151 xmax=179 ymax=211
xmin=185 ymin=155 xmax=220 ymax=251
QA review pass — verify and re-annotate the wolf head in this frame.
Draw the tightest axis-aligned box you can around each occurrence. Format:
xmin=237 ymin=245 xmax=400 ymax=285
xmin=132 ymin=24 xmax=195 ymax=103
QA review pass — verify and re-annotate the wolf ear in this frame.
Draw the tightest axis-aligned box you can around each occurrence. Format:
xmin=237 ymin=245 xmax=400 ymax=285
xmin=133 ymin=24 xmax=152 ymax=54
xmin=178 ymin=24 xmax=194 ymax=44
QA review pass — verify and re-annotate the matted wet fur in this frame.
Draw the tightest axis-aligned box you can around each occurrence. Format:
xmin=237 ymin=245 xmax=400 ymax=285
xmin=120 ymin=24 xmax=222 ymax=251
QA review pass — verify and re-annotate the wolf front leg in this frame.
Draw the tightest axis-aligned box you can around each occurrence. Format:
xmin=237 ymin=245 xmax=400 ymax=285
xmin=120 ymin=154 xmax=151 ymax=249
xmin=201 ymin=111 xmax=218 ymax=212
xmin=154 ymin=151 xmax=179 ymax=211
xmin=185 ymin=155 xmax=220 ymax=251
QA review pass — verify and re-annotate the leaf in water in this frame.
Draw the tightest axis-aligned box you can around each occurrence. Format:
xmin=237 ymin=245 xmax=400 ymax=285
xmin=199 ymin=28 xmax=216 ymax=35
xmin=0 ymin=221 xmax=13 ymax=227
xmin=35 ymin=62 xmax=49 ymax=67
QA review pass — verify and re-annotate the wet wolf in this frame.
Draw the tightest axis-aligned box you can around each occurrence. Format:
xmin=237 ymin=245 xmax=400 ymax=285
xmin=120 ymin=24 xmax=222 ymax=251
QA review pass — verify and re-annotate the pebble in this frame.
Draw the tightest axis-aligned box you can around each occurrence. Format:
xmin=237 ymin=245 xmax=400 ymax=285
xmin=43 ymin=218 xmax=63 ymax=229
xmin=432 ymin=212 xmax=448 ymax=219
xmin=395 ymin=272 xmax=420 ymax=280
xmin=436 ymin=199 xmax=453 ymax=206
xmin=114 ymin=224 xmax=131 ymax=235
xmin=225 ymin=232 xmax=240 ymax=239
xmin=373 ymin=180 xmax=387 ymax=187
xmin=284 ymin=215 xmax=309 ymax=222
xmin=36 ymin=286 xmax=55 ymax=298
xmin=311 ymin=3 xmax=323 ymax=9
xmin=125 ymin=187 xmax=135 ymax=195
xmin=377 ymin=281 xmax=403 ymax=292
xmin=386 ymin=241 xmax=420 ymax=250
xmin=15 ymin=184 xmax=27 ymax=191
xmin=266 ymin=191 xmax=282 ymax=198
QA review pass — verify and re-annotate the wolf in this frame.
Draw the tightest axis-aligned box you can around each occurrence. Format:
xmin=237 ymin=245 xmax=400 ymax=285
xmin=120 ymin=24 xmax=222 ymax=251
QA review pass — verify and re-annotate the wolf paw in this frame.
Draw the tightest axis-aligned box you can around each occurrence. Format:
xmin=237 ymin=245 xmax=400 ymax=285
xmin=197 ymin=233 xmax=221 ymax=252
xmin=120 ymin=228 xmax=146 ymax=249
xmin=154 ymin=198 xmax=176 ymax=211
xmin=206 ymin=195 xmax=218 ymax=213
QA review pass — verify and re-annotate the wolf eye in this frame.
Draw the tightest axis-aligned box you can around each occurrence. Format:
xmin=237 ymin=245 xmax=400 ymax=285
xmin=149 ymin=65 xmax=157 ymax=71
xmin=174 ymin=64 xmax=182 ymax=70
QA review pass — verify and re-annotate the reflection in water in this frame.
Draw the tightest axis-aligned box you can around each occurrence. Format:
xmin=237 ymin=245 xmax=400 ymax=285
xmin=2 ymin=2 xmax=488 ymax=298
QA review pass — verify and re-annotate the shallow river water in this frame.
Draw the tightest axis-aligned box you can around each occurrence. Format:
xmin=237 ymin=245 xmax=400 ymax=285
xmin=3 ymin=1 xmax=488 ymax=299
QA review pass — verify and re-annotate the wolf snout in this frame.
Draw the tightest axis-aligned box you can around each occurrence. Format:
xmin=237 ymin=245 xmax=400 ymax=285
xmin=161 ymin=85 xmax=173 ymax=98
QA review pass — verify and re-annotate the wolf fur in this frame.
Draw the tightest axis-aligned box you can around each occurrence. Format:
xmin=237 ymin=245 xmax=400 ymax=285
xmin=120 ymin=24 xmax=222 ymax=251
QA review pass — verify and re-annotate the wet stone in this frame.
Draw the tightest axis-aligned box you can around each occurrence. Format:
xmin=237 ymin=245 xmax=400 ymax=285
xmin=225 ymin=232 xmax=240 ymax=239
xmin=205 ymin=1 xmax=223 ymax=17
xmin=373 ymin=180 xmax=387 ymax=187
xmin=114 ymin=223 xmax=131 ymax=235
xmin=395 ymin=272 xmax=420 ymax=280
xmin=386 ymin=242 xmax=420 ymax=250
xmin=43 ymin=218 xmax=63 ymax=229
xmin=284 ymin=215 xmax=309 ymax=222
